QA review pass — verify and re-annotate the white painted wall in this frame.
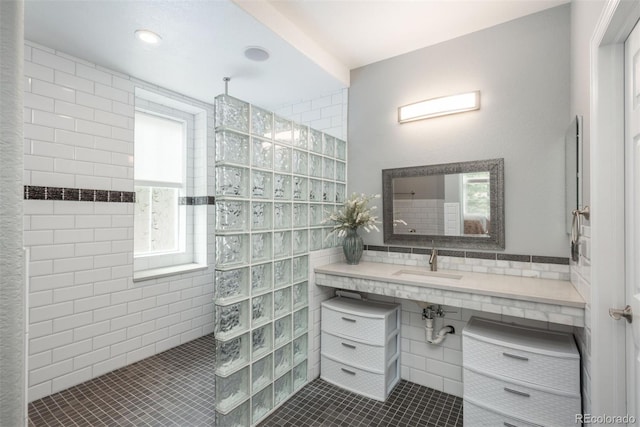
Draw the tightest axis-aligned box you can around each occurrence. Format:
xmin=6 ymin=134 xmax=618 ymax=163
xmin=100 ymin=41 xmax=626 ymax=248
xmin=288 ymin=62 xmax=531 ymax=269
xmin=570 ymin=0 xmax=607 ymax=214
xmin=348 ymin=5 xmax=571 ymax=257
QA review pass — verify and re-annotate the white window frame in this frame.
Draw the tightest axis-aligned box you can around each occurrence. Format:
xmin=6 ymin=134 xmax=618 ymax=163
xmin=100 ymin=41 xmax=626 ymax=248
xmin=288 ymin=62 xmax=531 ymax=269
xmin=133 ymin=91 xmax=207 ymax=281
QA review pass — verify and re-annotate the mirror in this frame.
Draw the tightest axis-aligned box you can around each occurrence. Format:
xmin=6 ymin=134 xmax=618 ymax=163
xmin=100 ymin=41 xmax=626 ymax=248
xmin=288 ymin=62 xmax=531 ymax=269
xmin=382 ymin=158 xmax=504 ymax=250
xmin=565 ymin=115 xmax=583 ymax=233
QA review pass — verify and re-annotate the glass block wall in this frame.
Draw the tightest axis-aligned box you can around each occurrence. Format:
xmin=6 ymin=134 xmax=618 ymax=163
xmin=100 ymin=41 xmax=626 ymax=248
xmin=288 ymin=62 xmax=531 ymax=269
xmin=213 ymin=95 xmax=347 ymax=425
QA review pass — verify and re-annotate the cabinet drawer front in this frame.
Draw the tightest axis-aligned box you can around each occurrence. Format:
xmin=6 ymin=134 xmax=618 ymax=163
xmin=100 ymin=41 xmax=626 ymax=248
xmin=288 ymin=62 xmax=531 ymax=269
xmin=322 ymin=307 xmax=387 ymax=344
xmin=321 ymin=356 xmax=388 ymax=401
xmin=321 ymin=332 xmax=386 ymax=372
xmin=463 ymin=336 xmax=579 ymax=393
xmin=463 ymin=369 xmax=580 ymax=427
xmin=463 ymin=400 xmax=542 ymax=427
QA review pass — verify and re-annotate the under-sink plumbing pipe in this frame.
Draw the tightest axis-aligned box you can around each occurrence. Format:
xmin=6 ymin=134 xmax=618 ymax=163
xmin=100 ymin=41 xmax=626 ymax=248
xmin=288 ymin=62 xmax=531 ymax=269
xmin=424 ymin=317 xmax=455 ymax=345
xmin=421 ymin=304 xmax=455 ymax=345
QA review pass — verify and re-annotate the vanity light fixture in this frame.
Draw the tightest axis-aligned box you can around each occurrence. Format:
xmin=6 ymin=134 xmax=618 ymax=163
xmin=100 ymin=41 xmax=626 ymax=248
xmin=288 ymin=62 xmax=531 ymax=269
xmin=135 ymin=29 xmax=162 ymax=45
xmin=398 ymin=91 xmax=480 ymax=123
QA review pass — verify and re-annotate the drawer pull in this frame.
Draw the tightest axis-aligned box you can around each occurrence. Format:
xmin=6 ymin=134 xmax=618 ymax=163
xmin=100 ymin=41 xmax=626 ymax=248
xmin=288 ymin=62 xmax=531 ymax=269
xmin=341 ymin=317 xmax=356 ymax=323
xmin=341 ymin=368 xmax=356 ymax=375
xmin=504 ymin=423 xmax=519 ymax=427
xmin=503 ymin=387 xmax=530 ymax=398
xmin=502 ymin=352 xmax=529 ymax=361
xmin=341 ymin=342 xmax=356 ymax=349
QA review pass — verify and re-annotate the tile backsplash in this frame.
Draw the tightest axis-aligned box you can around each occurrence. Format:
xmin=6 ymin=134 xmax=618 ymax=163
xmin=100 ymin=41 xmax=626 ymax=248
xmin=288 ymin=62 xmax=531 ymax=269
xmin=572 ymin=224 xmax=591 ymax=415
xmin=361 ymin=246 xmax=570 ymax=281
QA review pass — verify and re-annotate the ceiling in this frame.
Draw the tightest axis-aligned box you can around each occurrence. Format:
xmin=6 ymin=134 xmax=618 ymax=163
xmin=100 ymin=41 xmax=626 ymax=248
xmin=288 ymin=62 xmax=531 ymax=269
xmin=24 ymin=0 xmax=568 ymax=111
xmin=267 ymin=0 xmax=569 ymax=70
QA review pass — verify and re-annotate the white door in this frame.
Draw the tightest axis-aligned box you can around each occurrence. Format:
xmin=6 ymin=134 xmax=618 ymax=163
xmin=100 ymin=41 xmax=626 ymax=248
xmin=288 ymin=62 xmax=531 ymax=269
xmin=625 ymin=18 xmax=640 ymax=422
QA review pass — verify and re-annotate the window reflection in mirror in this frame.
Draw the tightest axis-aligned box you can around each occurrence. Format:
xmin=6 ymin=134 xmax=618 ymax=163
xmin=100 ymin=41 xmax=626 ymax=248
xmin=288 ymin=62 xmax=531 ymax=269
xmin=391 ymin=172 xmax=491 ymax=237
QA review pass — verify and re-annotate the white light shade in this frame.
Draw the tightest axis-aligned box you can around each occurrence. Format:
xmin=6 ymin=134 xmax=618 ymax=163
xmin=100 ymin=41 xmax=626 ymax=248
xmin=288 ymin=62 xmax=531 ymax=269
xmin=398 ymin=91 xmax=480 ymax=123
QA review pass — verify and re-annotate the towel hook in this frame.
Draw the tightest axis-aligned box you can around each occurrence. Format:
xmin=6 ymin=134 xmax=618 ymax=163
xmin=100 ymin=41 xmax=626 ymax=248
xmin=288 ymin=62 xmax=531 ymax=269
xmin=570 ymin=206 xmax=590 ymax=262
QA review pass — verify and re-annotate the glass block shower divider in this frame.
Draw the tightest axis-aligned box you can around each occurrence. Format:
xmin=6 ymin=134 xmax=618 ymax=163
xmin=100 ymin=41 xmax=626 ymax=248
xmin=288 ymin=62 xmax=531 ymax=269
xmin=213 ymin=95 xmax=347 ymax=425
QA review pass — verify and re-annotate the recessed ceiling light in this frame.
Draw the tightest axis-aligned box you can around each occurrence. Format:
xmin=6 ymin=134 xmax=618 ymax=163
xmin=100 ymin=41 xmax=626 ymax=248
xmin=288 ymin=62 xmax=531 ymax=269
xmin=135 ymin=29 xmax=162 ymax=45
xmin=244 ymin=46 xmax=270 ymax=62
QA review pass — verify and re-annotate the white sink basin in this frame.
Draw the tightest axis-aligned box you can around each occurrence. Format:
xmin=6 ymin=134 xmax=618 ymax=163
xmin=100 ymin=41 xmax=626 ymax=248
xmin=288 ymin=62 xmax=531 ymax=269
xmin=392 ymin=269 xmax=463 ymax=280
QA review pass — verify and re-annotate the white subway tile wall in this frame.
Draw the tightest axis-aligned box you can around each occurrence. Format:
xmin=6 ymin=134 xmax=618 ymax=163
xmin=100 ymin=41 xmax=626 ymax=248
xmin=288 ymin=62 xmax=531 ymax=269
xmin=308 ymin=248 xmax=343 ymax=380
xmin=572 ymin=225 xmax=591 ymax=414
xmin=23 ymin=40 xmax=216 ymax=402
xmin=365 ymin=295 xmax=574 ymax=399
xmin=274 ymin=89 xmax=348 ymax=141
xmin=393 ymin=199 xmax=445 ymax=235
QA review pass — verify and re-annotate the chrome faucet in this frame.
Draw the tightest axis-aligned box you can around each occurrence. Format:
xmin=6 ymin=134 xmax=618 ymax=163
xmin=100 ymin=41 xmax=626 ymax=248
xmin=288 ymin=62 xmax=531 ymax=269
xmin=429 ymin=241 xmax=438 ymax=271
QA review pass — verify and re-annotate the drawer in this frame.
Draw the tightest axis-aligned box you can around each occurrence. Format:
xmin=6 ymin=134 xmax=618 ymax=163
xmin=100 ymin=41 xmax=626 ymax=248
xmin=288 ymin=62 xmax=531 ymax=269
xmin=322 ymin=306 xmax=390 ymax=344
xmin=463 ymin=335 xmax=579 ymax=393
xmin=322 ymin=332 xmax=399 ymax=372
xmin=463 ymin=368 xmax=581 ymax=427
xmin=463 ymin=400 xmax=542 ymax=427
xmin=321 ymin=355 xmax=397 ymax=401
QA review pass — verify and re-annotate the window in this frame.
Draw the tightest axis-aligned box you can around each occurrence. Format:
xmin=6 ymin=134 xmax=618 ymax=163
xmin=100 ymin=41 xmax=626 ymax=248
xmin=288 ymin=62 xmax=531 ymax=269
xmin=134 ymin=111 xmax=186 ymax=256
xmin=133 ymin=89 xmax=209 ymax=280
xmin=462 ymin=172 xmax=490 ymax=217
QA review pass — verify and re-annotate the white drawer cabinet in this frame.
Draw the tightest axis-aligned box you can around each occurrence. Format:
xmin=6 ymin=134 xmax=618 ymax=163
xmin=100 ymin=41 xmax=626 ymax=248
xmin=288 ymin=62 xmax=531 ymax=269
xmin=321 ymin=297 xmax=400 ymax=401
xmin=463 ymin=400 xmax=542 ymax=427
xmin=462 ymin=317 xmax=581 ymax=427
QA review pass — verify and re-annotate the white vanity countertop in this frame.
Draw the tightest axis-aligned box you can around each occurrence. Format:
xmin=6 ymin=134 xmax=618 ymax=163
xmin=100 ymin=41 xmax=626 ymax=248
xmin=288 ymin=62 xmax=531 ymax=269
xmin=315 ymin=262 xmax=585 ymax=309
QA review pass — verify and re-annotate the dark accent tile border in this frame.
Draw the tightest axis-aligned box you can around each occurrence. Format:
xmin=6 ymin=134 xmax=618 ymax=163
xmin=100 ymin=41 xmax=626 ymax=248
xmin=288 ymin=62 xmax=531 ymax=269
xmin=498 ymin=253 xmax=532 ymax=262
xmin=532 ymin=256 xmax=570 ymax=265
xmin=65 ymin=188 xmax=80 ymax=201
xmin=24 ymin=186 xmax=136 ymax=203
xmin=466 ymin=251 xmax=497 ymax=260
xmin=362 ymin=244 xmax=569 ymax=265
xmin=412 ymin=248 xmax=432 ymax=255
xmin=365 ymin=245 xmax=389 ymax=252
xmin=179 ymin=196 xmax=216 ymax=205
xmin=438 ymin=250 xmax=466 ymax=258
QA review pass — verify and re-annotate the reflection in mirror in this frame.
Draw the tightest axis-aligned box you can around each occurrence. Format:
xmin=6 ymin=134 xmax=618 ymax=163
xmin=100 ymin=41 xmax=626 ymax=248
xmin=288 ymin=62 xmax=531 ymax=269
xmin=383 ymin=159 xmax=504 ymax=250
xmin=392 ymin=172 xmax=490 ymax=236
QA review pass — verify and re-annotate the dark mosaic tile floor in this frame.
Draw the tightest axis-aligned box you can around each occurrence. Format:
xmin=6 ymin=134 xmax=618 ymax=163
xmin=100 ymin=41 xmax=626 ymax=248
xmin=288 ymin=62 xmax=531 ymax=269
xmin=28 ymin=334 xmax=216 ymax=427
xmin=28 ymin=333 xmax=463 ymax=427
xmin=259 ymin=378 xmax=463 ymax=427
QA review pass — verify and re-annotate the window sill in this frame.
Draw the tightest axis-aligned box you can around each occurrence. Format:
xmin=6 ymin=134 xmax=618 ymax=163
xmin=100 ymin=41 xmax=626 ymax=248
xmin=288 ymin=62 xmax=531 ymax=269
xmin=133 ymin=263 xmax=208 ymax=283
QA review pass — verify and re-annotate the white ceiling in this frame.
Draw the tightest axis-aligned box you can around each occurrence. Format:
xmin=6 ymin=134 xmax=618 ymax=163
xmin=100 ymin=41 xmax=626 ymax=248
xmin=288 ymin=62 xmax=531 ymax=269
xmin=267 ymin=0 xmax=569 ymax=70
xmin=24 ymin=0 xmax=568 ymax=110
xmin=24 ymin=0 xmax=344 ymax=110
